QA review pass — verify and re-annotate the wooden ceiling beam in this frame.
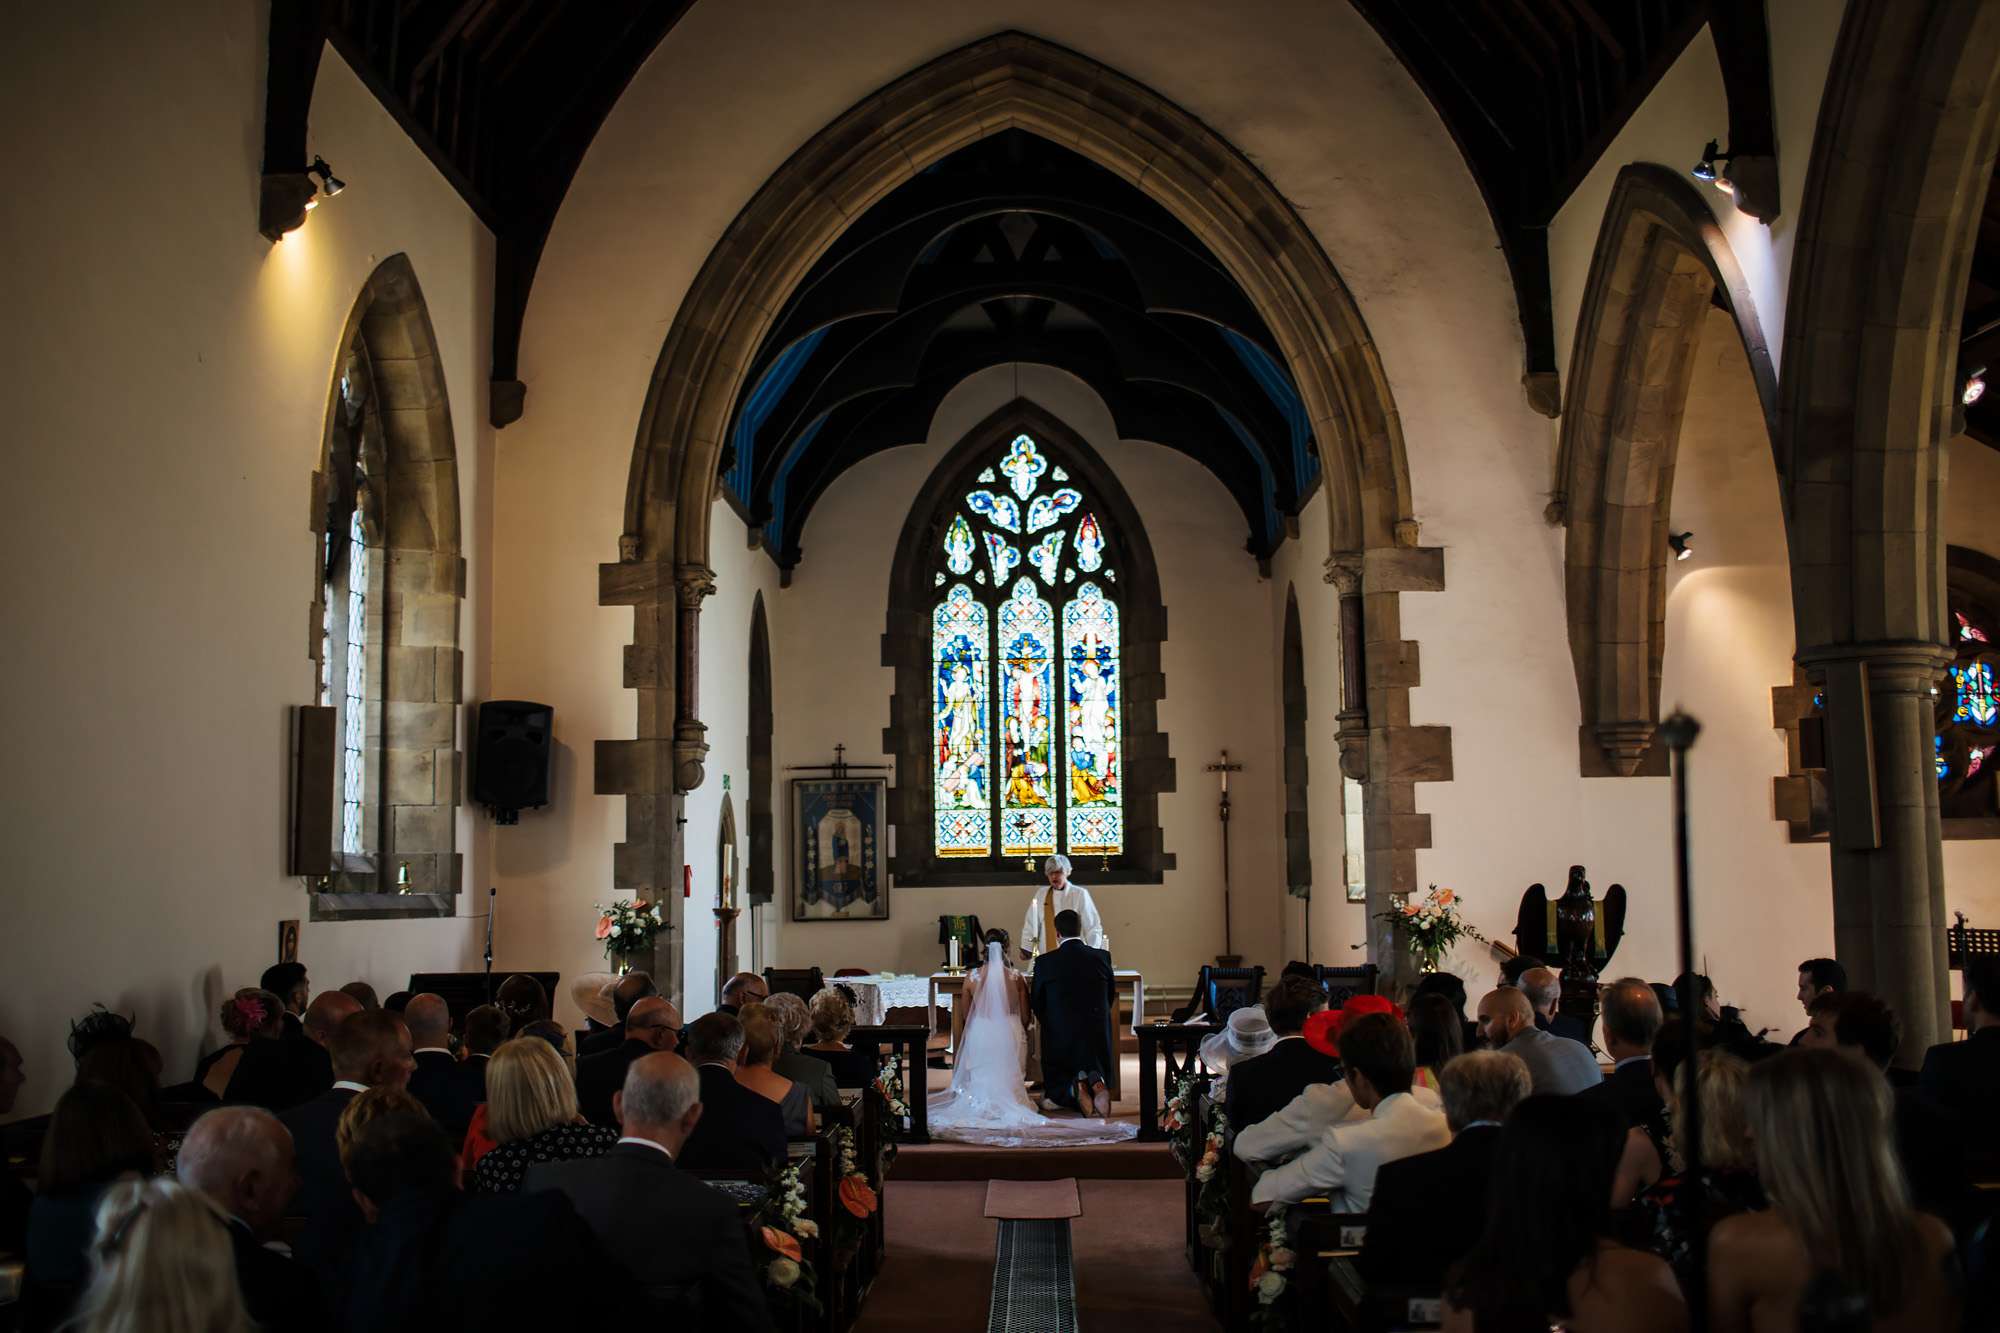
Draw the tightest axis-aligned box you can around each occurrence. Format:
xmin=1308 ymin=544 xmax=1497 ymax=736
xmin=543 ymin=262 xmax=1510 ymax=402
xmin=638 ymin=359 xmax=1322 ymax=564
xmin=409 ymin=0 xmax=489 ymax=94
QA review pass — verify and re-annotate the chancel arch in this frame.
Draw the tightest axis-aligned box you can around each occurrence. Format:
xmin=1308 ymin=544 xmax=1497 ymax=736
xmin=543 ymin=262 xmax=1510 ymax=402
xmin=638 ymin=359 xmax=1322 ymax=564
xmin=308 ymin=254 xmax=465 ymax=920
xmin=1552 ymin=164 xmax=1779 ymax=779
xmin=597 ymin=31 xmax=1447 ymax=987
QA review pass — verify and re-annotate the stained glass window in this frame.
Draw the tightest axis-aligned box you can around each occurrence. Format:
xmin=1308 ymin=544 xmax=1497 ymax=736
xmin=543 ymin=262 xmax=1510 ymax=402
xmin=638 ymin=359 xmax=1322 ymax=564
xmin=926 ymin=431 xmax=1125 ymax=859
xmin=320 ymin=500 xmax=371 ymax=856
xmin=1939 ymin=582 xmax=2000 ymax=817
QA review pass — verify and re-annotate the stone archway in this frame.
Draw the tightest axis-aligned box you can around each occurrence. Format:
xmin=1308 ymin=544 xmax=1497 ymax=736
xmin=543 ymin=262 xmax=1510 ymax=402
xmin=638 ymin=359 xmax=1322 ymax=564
xmin=1779 ymin=0 xmax=2000 ymax=1061
xmin=1552 ymin=164 xmax=1778 ymax=778
xmin=596 ymin=31 xmax=1445 ymax=984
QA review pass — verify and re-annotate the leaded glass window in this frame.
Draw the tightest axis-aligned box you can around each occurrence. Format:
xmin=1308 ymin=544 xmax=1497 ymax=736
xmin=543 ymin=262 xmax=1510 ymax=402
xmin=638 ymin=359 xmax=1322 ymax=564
xmin=1938 ymin=589 xmax=2000 ymax=817
xmin=928 ymin=433 xmax=1124 ymax=858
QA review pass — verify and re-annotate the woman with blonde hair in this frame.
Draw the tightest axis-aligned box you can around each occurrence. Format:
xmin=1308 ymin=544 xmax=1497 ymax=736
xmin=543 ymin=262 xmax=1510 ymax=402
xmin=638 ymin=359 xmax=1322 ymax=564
xmin=802 ymin=987 xmax=876 ymax=1087
xmin=67 ymin=1177 xmax=251 ymax=1333
xmin=1708 ymin=1047 xmax=1959 ymax=1332
xmin=735 ymin=1004 xmax=815 ymax=1137
xmin=765 ymin=990 xmax=840 ymax=1110
xmin=1623 ymin=1049 xmax=1762 ymax=1286
xmin=469 ymin=1037 xmax=616 ymax=1194
xmin=195 ymin=988 xmax=285 ymax=1101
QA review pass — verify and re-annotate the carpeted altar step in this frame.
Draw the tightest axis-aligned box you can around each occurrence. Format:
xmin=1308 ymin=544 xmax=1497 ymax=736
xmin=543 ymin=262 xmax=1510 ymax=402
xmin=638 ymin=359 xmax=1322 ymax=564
xmin=892 ymin=1140 xmax=1179 ymax=1181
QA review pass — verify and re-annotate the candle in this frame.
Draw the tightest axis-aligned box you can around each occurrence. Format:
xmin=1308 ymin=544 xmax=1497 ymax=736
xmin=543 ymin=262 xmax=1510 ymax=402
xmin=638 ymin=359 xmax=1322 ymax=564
xmin=948 ymin=936 xmax=960 ymax=970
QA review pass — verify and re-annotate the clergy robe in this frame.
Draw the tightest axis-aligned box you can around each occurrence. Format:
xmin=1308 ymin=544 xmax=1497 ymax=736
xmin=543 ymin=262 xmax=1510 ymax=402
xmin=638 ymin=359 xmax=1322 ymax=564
xmin=1020 ymin=882 xmax=1105 ymax=957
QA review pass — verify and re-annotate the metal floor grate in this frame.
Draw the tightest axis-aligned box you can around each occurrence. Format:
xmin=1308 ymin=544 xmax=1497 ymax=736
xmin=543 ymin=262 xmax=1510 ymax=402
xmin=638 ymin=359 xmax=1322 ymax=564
xmin=987 ymin=1218 xmax=1077 ymax=1333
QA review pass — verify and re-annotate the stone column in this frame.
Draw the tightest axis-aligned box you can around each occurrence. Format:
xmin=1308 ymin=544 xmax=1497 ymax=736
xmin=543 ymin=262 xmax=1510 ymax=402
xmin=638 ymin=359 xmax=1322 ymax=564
xmin=1325 ymin=554 xmax=1369 ymax=782
xmin=1802 ymin=640 xmax=1955 ymax=1066
xmin=673 ymin=565 xmax=715 ymax=793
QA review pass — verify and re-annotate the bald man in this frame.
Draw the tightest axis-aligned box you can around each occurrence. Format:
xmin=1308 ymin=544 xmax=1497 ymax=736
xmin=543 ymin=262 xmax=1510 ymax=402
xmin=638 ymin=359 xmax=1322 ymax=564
xmin=225 ymin=989 xmax=363 ymax=1110
xmin=718 ymin=972 xmax=768 ymax=1015
xmin=180 ymin=1107 xmax=324 ymax=1332
xmin=577 ymin=971 xmax=659 ymax=1057
xmin=281 ymin=1009 xmax=414 ymax=1278
xmin=1521 ymin=965 xmax=1595 ymax=1047
xmin=404 ymin=993 xmax=479 ymax=1139
xmin=1476 ymin=987 xmax=1601 ymax=1095
xmin=577 ymin=995 xmax=682 ymax=1126
xmin=528 ymin=1053 xmax=771 ymax=1326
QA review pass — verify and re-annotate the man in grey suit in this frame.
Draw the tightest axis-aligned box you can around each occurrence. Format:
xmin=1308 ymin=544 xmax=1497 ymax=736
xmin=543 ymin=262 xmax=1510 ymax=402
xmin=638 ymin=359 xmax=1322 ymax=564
xmin=1476 ymin=987 xmax=1602 ymax=1095
xmin=526 ymin=1052 xmax=771 ymax=1329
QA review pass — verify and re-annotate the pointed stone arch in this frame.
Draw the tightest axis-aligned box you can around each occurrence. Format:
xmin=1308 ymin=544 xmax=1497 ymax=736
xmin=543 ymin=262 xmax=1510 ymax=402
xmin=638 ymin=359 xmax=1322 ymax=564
xmin=1551 ymin=165 xmax=1778 ymax=777
xmin=596 ymin=30 xmax=1445 ymax=982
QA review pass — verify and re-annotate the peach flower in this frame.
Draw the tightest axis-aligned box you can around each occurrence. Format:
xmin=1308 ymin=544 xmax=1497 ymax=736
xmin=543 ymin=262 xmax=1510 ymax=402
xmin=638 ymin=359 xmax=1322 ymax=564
xmin=760 ymin=1226 xmax=803 ymax=1262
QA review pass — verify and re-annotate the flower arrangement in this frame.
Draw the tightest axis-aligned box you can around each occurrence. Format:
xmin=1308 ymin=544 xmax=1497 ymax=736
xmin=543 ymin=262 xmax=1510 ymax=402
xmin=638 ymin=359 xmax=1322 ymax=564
xmin=592 ymin=897 xmax=664 ymax=968
xmin=1163 ymin=1068 xmax=1201 ymax=1169
xmin=829 ymin=1127 xmax=879 ymax=1262
xmin=748 ymin=1164 xmax=822 ymax=1317
xmin=1376 ymin=883 xmax=1485 ymax=973
xmin=1248 ymin=1205 xmax=1297 ymax=1330
xmin=1191 ymin=1099 xmax=1232 ymax=1252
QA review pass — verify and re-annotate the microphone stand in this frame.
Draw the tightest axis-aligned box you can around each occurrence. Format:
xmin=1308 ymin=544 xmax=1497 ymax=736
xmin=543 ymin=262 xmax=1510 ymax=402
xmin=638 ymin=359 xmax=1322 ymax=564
xmin=484 ymin=886 xmax=497 ymax=1005
xmin=1658 ymin=710 xmax=1706 ymax=1333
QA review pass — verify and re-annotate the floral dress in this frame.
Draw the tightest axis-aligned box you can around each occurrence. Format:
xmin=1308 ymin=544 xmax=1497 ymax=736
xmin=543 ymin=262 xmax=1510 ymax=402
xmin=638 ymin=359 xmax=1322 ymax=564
xmin=1624 ymin=1166 xmax=1765 ymax=1287
xmin=470 ymin=1122 xmax=619 ymax=1194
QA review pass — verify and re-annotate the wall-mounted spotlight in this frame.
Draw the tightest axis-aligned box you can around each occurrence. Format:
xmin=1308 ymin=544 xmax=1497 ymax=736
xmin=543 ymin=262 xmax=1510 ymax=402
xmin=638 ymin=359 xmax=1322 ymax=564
xmin=1690 ymin=140 xmax=1735 ymax=197
xmin=309 ymin=156 xmax=346 ymax=198
xmin=1669 ymin=531 xmax=1695 ymax=562
xmin=1966 ymin=366 xmax=1988 ymax=407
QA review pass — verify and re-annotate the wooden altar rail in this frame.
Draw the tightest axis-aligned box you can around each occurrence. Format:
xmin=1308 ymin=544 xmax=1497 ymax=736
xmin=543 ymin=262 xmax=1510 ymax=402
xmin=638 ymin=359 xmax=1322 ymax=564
xmin=1137 ymin=1022 xmax=1212 ymax=1141
xmin=847 ymin=1024 xmax=929 ymax=1145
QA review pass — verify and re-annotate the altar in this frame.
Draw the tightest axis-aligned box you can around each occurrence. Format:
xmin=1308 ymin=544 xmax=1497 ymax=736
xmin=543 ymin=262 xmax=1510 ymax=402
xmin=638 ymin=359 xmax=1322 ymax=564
xmin=926 ymin=967 xmax=1144 ymax=1100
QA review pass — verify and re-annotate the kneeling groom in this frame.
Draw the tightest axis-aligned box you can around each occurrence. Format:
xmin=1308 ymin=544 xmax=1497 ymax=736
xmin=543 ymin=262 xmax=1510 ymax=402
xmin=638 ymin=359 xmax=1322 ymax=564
xmin=1031 ymin=909 xmax=1117 ymax=1117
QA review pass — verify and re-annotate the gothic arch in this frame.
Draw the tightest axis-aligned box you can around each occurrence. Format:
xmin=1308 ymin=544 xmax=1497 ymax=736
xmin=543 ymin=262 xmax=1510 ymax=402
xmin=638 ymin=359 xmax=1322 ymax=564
xmin=1780 ymin=0 xmax=2000 ymax=1059
xmin=1552 ymin=164 xmax=1779 ymax=777
xmin=882 ymin=399 xmax=1173 ymax=885
xmin=308 ymin=254 xmax=465 ymax=918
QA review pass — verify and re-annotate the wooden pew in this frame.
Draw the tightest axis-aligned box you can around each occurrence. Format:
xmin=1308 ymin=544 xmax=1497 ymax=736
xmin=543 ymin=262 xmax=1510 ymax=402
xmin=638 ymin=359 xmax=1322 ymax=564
xmin=1138 ymin=1021 xmax=1212 ymax=1141
xmin=1286 ymin=1210 xmax=1441 ymax=1333
xmin=846 ymin=1024 xmax=928 ymax=1145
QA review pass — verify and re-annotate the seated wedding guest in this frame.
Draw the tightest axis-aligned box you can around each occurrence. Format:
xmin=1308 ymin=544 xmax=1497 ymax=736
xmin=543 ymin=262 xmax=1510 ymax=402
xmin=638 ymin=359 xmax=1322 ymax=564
xmin=338 ymin=982 xmax=379 ymax=1011
xmin=470 ymin=1037 xmax=616 ymax=1194
xmin=765 ymin=991 xmax=840 ymax=1111
xmin=1497 ymin=955 xmax=1545 ymax=989
xmin=1246 ymin=1012 xmax=1450 ymax=1208
xmin=23 ymin=1083 xmax=155 ymax=1332
xmin=519 ymin=1018 xmax=569 ymax=1054
xmin=0 ymin=1033 xmax=27 ymax=1253
xmin=494 ymin=973 xmax=550 ymax=1032
xmin=76 ymin=1034 xmax=184 ymax=1173
xmin=1199 ymin=1005 xmax=1277 ymax=1082
xmin=1790 ymin=957 xmax=1845 ymax=1046
xmin=1522 ymin=966 xmax=1594 ymax=1046
xmin=1234 ymin=997 xmax=1440 ymax=1156
xmin=1619 ymin=1049 xmax=1761 ymax=1286
xmin=1413 ymin=971 xmax=1478 ymax=1053
xmin=1802 ymin=990 xmax=1968 ymax=1228
xmin=801 ymin=988 xmax=876 ymax=1087
xmin=403 ymin=994 xmax=478 ymax=1141
xmin=1360 ymin=1050 xmax=1531 ymax=1289
xmin=280 ymin=1009 xmax=413 ymax=1280
xmin=527 ymin=1053 xmax=773 ymax=1326
xmin=719 ymin=971 xmax=770 ymax=1016
xmin=342 ymin=1111 xmax=612 ymax=1333
xmin=577 ymin=995 xmax=680 ymax=1126
xmin=450 ymin=1004 xmax=506 ymax=1165
xmin=1708 ymin=1048 xmax=1960 ymax=1333
xmin=382 ymin=992 xmax=411 ymax=1014
xmin=1225 ymin=977 xmax=1338 ymax=1132
xmin=1583 ymin=978 xmax=1665 ymax=1137
xmin=680 ymin=1014 xmax=788 ymax=1173
xmin=64 ymin=1177 xmax=254 ymax=1333
xmin=736 ymin=1005 xmax=815 ymax=1138
xmin=1444 ymin=1095 xmax=1687 ymax=1333
xmin=577 ymin=971 xmax=656 ymax=1057
xmin=1475 ymin=987 xmax=1601 ymax=1095
xmin=1408 ymin=992 xmax=1466 ymax=1089
xmin=1920 ymin=954 xmax=1999 ymax=1124
xmin=262 ymin=962 xmax=311 ymax=1038
xmin=64 ymin=1007 xmax=136 ymax=1071
xmin=226 ymin=989 xmax=360 ymax=1111
xmin=197 ymin=988 xmax=286 ymax=1102
xmin=178 ymin=1106 xmax=325 ymax=1333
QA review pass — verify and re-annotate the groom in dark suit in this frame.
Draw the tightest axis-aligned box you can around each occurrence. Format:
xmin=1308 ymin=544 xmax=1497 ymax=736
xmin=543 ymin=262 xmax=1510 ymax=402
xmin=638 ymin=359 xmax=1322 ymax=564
xmin=1031 ymin=909 xmax=1117 ymax=1116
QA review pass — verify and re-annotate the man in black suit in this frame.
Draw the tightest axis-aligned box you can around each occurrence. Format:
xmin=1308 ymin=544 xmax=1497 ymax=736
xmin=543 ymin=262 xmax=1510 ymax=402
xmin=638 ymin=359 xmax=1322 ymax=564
xmin=577 ymin=972 xmax=659 ymax=1058
xmin=343 ymin=1110 xmax=617 ymax=1332
xmin=403 ymin=994 xmax=480 ymax=1141
xmin=1522 ymin=966 xmax=1595 ymax=1048
xmin=577 ymin=995 xmax=681 ymax=1126
xmin=262 ymin=962 xmax=311 ymax=1040
xmin=1225 ymin=974 xmax=1341 ymax=1132
xmin=1031 ymin=909 xmax=1117 ymax=1116
xmin=178 ymin=1106 xmax=326 ymax=1333
xmin=1920 ymin=955 xmax=2000 ymax=1124
xmin=1358 ymin=1050 xmax=1531 ymax=1288
xmin=718 ymin=972 xmax=770 ymax=1017
xmin=1789 ymin=957 xmax=1846 ymax=1046
xmin=279 ymin=1008 xmax=414 ymax=1280
xmin=1581 ymin=977 xmax=1664 ymax=1139
xmin=679 ymin=1012 xmax=788 ymax=1171
xmin=529 ymin=1051 xmax=771 ymax=1327
xmin=226 ymin=988 xmax=359 ymax=1111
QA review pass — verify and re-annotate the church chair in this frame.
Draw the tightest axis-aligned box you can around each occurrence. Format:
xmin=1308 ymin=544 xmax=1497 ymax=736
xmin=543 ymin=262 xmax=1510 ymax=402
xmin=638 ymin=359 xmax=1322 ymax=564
xmin=833 ymin=967 xmax=869 ymax=977
xmin=1170 ymin=965 xmax=1267 ymax=1024
xmin=1312 ymin=963 xmax=1379 ymax=1009
xmin=764 ymin=966 xmax=826 ymax=1003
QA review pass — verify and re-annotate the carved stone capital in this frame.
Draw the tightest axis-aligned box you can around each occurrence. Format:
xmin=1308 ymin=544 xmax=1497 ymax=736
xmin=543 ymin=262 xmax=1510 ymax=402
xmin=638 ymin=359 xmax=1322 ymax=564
xmin=673 ymin=720 xmax=710 ymax=794
xmin=1323 ymin=552 xmax=1364 ymax=595
xmin=1796 ymin=640 xmax=1955 ymax=694
xmin=1544 ymin=495 xmax=1568 ymax=527
xmin=1594 ymin=719 xmax=1658 ymax=777
xmin=1393 ymin=519 xmax=1422 ymax=548
xmin=258 ymin=172 xmax=317 ymax=242
xmin=618 ymin=532 xmax=641 ymax=562
xmin=1336 ymin=710 xmax=1370 ymax=781
xmin=675 ymin=565 xmax=717 ymax=608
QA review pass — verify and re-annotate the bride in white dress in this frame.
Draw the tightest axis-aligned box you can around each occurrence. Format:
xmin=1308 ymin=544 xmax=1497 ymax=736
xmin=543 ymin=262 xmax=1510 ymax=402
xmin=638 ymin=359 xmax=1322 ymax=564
xmin=927 ymin=931 xmax=1136 ymax=1147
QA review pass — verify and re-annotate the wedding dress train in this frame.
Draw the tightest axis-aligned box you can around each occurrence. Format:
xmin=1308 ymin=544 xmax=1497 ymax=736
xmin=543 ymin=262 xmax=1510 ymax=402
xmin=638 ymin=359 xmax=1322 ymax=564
xmin=926 ymin=941 xmax=1137 ymax=1148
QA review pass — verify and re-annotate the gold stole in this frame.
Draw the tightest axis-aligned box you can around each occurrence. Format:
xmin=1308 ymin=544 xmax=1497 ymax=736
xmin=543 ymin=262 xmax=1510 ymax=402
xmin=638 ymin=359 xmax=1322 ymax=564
xmin=1042 ymin=889 xmax=1060 ymax=955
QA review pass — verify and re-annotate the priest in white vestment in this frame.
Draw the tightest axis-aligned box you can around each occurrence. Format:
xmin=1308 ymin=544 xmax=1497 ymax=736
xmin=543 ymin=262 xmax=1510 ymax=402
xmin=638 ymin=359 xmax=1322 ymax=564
xmin=1020 ymin=855 xmax=1104 ymax=963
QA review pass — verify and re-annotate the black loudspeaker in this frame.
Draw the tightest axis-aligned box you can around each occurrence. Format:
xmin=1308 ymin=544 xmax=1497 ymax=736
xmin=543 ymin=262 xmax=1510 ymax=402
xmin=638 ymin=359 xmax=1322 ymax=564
xmin=473 ymin=700 xmax=553 ymax=822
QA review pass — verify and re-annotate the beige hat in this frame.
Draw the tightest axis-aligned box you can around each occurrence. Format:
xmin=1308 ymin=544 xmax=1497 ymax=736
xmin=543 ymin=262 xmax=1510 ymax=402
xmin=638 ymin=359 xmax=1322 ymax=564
xmin=568 ymin=972 xmax=618 ymax=1028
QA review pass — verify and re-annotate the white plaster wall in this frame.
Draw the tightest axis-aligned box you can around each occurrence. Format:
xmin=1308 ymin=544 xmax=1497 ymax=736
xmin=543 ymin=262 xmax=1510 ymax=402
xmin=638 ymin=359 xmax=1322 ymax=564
xmin=756 ymin=365 xmax=1281 ymax=990
xmin=0 ymin=11 xmax=495 ymax=1118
